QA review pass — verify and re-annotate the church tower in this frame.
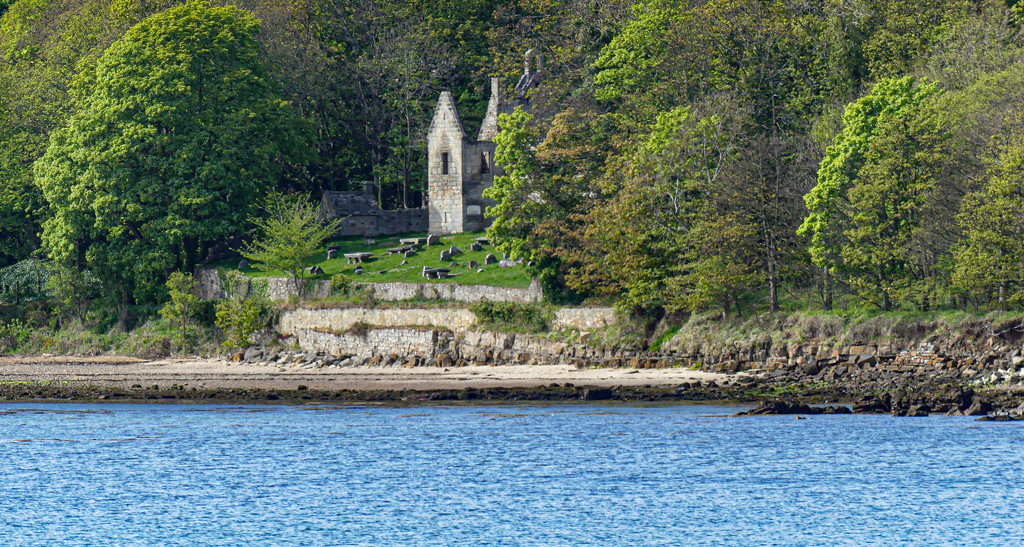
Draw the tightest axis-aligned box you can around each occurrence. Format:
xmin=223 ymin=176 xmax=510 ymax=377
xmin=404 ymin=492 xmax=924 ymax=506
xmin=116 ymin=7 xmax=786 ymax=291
xmin=426 ymin=53 xmax=541 ymax=235
xmin=427 ymin=91 xmax=467 ymax=235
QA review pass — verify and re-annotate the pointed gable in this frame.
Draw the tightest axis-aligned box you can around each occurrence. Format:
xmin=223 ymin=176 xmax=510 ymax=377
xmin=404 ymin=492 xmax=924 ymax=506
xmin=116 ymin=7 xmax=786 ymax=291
xmin=428 ymin=91 xmax=467 ymax=139
xmin=477 ymin=78 xmax=502 ymax=142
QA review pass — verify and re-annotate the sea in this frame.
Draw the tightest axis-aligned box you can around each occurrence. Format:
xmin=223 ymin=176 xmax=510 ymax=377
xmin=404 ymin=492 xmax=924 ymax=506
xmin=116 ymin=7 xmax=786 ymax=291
xmin=0 ymin=402 xmax=1021 ymax=546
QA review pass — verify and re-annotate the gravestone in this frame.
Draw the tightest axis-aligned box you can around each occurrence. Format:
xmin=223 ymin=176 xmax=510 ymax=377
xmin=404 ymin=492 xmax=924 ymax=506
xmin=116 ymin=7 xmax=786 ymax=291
xmin=327 ymin=249 xmax=337 ymax=260
xmin=484 ymin=254 xmax=498 ymax=265
xmin=440 ymin=250 xmax=452 ymax=262
xmin=470 ymin=242 xmax=483 ymax=252
xmin=426 ymin=234 xmax=441 ymax=246
xmin=468 ymin=260 xmax=480 ymax=269
xmin=238 ymin=260 xmax=249 ymax=269
xmin=449 ymin=245 xmax=462 ymax=257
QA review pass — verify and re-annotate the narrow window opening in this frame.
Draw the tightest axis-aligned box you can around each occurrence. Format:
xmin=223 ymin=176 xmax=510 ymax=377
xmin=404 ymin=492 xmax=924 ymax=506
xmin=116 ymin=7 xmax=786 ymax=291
xmin=481 ymin=151 xmax=490 ymax=173
xmin=442 ymin=152 xmax=450 ymax=175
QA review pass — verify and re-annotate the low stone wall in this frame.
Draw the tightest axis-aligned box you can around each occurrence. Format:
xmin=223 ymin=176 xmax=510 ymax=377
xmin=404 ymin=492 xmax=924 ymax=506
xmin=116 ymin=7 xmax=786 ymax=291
xmin=552 ymin=307 xmax=618 ymax=331
xmin=197 ymin=269 xmax=542 ymax=303
xmin=195 ymin=269 xmax=329 ymax=301
xmin=267 ymin=279 xmax=329 ymax=301
xmin=334 ymin=209 xmax=428 ymax=238
xmin=287 ymin=326 xmax=670 ymax=369
xmin=359 ymin=278 xmax=543 ymax=303
xmin=279 ymin=307 xmax=479 ymax=335
xmin=196 ymin=269 xmax=225 ymax=300
xmin=297 ymin=328 xmax=438 ymax=358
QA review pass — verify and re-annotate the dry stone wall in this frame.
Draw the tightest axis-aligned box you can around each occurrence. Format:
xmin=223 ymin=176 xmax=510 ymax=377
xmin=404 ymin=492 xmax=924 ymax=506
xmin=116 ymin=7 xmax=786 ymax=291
xmin=552 ymin=307 xmax=618 ymax=331
xmin=279 ymin=307 xmax=479 ymax=335
xmin=333 ymin=209 xmax=428 ymax=237
xmin=297 ymin=328 xmax=438 ymax=359
xmin=195 ymin=269 xmax=330 ymax=301
xmin=196 ymin=268 xmax=542 ymax=303
xmin=360 ymin=279 xmax=543 ymax=303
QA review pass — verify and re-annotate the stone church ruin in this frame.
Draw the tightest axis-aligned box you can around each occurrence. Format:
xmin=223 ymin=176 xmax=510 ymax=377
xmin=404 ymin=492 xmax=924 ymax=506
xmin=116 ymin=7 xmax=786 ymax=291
xmin=318 ymin=52 xmax=542 ymax=237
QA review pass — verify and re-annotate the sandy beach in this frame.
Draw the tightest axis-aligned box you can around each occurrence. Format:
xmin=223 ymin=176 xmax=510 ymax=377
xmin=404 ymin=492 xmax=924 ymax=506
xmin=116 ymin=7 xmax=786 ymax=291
xmin=0 ymin=355 xmax=726 ymax=392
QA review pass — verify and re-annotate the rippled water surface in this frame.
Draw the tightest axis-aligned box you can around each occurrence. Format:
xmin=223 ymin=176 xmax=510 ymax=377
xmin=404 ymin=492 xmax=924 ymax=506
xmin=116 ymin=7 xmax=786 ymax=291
xmin=0 ymin=403 xmax=1022 ymax=545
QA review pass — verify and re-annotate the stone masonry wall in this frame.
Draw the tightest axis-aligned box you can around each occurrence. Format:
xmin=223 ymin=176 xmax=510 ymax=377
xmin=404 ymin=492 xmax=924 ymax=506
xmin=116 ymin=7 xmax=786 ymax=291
xmin=333 ymin=209 xmax=428 ymax=238
xmin=279 ymin=307 xmax=479 ymax=335
xmin=197 ymin=269 xmax=542 ymax=303
xmin=196 ymin=269 xmax=331 ymax=301
xmin=361 ymin=279 xmax=543 ymax=303
xmin=552 ymin=307 xmax=618 ymax=331
xmin=297 ymin=328 xmax=439 ymax=359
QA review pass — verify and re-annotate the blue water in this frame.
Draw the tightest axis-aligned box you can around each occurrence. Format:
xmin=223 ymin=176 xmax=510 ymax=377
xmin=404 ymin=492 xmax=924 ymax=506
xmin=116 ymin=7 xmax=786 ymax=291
xmin=0 ymin=403 xmax=1022 ymax=546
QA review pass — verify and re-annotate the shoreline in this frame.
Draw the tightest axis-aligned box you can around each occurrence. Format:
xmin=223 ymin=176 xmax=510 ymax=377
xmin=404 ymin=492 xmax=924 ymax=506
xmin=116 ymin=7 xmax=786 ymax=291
xmin=0 ymin=355 xmax=738 ymax=405
xmin=0 ymin=355 xmax=1021 ymax=416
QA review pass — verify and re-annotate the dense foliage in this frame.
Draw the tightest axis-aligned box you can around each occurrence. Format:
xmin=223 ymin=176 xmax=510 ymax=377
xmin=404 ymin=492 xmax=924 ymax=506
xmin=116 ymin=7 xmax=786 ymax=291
xmin=3 ymin=0 xmax=1024 ymax=328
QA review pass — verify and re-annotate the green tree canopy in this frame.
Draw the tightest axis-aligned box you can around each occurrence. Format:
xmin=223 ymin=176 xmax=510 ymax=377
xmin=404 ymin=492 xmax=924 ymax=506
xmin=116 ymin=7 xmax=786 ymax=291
xmin=35 ymin=0 xmax=307 ymax=308
xmin=799 ymin=76 xmax=950 ymax=310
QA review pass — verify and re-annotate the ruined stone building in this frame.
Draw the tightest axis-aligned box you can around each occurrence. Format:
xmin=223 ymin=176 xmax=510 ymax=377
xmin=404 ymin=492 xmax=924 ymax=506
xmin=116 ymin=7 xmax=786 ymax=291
xmin=319 ymin=52 xmax=542 ymax=237
xmin=318 ymin=182 xmax=427 ymax=237
xmin=427 ymin=51 xmax=542 ymax=235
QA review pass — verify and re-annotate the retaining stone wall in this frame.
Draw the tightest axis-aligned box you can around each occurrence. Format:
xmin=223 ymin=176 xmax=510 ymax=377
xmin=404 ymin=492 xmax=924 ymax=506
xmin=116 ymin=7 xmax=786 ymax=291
xmin=195 ymin=269 xmax=330 ymax=301
xmin=552 ymin=307 xmax=618 ymax=331
xmin=279 ymin=307 xmax=479 ymax=335
xmin=361 ymin=278 xmax=543 ymax=303
xmin=297 ymin=328 xmax=438 ymax=358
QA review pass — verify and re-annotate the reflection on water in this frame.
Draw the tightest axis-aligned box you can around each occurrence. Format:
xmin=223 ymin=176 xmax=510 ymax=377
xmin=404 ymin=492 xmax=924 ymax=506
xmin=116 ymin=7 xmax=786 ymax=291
xmin=0 ymin=403 xmax=1022 ymax=545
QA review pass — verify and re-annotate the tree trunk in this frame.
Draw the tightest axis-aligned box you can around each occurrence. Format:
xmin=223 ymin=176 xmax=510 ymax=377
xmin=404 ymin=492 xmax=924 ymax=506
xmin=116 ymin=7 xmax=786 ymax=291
xmin=998 ymin=282 xmax=1008 ymax=309
xmin=822 ymin=267 xmax=833 ymax=311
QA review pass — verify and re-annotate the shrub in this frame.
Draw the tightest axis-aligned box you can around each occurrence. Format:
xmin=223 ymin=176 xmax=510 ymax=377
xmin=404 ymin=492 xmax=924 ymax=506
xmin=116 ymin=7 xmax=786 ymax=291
xmin=469 ymin=301 xmax=552 ymax=333
xmin=215 ymin=298 xmax=271 ymax=349
xmin=330 ymin=273 xmax=351 ymax=297
xmin=0 ymin=320 xmax=33 ymax=353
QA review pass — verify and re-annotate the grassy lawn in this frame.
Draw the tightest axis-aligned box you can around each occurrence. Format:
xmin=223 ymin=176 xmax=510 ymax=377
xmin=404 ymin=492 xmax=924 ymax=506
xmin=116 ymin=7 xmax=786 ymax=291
xmin=213 ymin=231 xmax=534 ymax=289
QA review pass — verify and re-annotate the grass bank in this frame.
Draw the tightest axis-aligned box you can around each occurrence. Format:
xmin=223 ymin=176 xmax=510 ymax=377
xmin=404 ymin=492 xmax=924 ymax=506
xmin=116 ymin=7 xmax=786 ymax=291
xmin=211 ymin=231 xmax=534 ymax=289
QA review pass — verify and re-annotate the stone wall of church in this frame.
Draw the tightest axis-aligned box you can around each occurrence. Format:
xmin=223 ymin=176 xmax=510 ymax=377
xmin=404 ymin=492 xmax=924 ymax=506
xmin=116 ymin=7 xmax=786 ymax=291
xmin=427 ymin=93 xmax=466 ymax=235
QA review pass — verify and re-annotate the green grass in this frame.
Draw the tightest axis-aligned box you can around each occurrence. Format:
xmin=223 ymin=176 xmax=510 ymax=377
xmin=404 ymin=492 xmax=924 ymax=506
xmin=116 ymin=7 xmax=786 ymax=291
xmin=213 ymin=231 xmax=534 ymax=289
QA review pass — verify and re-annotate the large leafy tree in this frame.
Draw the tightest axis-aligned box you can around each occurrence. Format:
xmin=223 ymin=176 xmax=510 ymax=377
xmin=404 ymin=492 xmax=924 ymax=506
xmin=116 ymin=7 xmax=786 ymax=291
xmin=954 ymin=148 xmax=1024 ymax=308
xmin=799 ymin=77 xmax=951 ymax=310
xmin=35 ymin=0 xmax=307 ymax=311
xmin=0 ymin=0 xmax=179 ymax=267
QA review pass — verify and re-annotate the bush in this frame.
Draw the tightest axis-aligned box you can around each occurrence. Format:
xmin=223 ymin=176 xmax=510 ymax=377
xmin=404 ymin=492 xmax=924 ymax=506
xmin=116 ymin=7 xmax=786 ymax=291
xmin=330 ymin=273 xmax=351 ymax=297
xmin=0 ymin=320 xmax=33 ymax=353
xmin=469 ymin=301 xmax=552 ymax=333
xmin=215 ymin=298 xmax=271 ymax=349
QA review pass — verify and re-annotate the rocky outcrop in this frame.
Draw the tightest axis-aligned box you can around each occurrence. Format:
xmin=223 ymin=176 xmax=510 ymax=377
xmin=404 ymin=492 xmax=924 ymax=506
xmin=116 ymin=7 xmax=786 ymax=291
xmin=733 ymin=399 xmax=852 ymax=416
